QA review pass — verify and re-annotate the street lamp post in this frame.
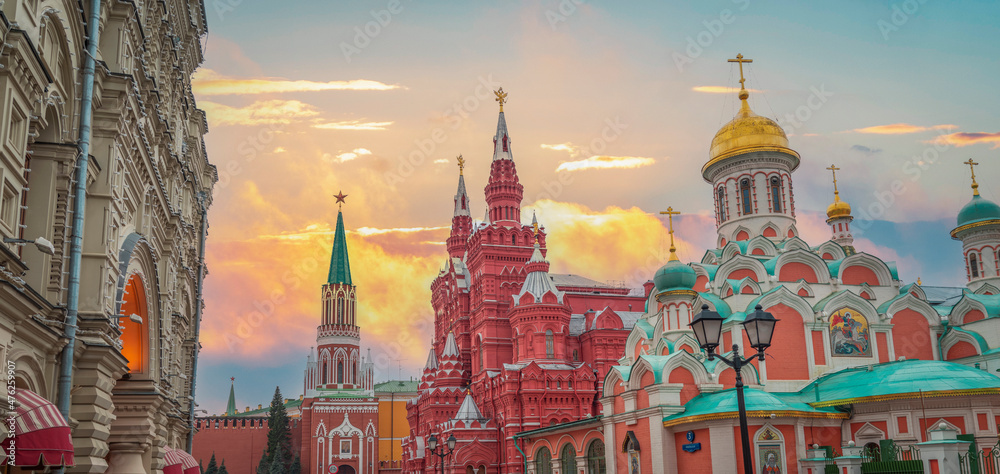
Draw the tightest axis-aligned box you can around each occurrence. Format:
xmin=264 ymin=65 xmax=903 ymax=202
xmin=689 ymin=304 xmax=778 ymax=474
xmin=427 ymin=433 xmax=457 ymax=474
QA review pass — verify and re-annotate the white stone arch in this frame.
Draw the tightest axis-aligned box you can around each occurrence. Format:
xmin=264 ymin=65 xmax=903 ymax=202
xmin=940 ymin=330 xmax=983 ymax=358
xmin=746 ymin=236 xmax=777 ymax=256
xmin=781 ymin=236 xmax=810 ymax=252
xmin=948 ymin=296 xmax=990 ymax=325
xmin=315 ymin=420 xmax=328 ymax=437
xmin=722 ymin=241 xmax=744 ymax=260
xmin=737 ymin=278 xmax=761 ymax=295
xmin=817 ymin=291 xmax=879 ymax=325
xmin=658 ymin=351 xmax=712 ymax=386
xmin=6 ymin=350 xmax=47 ymax=396
xmin=714 ymin=255 xmax=767 ymax=287
xmin=791 ymin=280 xmax=815 ymax=298
xmin=816 ymin=241 xmax=847 ymax=260
xmin=653 ymin=338 xmax=670 ymax=357
xmin=669 ymin=333 xmax=701 ymax=355
xmin=973 ymin=283 xmax=999 ymax=295
xmin=115 ymin=234 xmax=162 ymax=377
xmin=709 ymin=359 xmax=759 ymax=386
xmin=786 ymin=224 xmax=799 ymax=239
xmin=853 ymin=422 xmax=886 ymax=445
xmin=838 ymin=253 xmax=895 ymax=286
xmin=693 ymin=294 xmax=731 ymax=317
xmin=857 ymin=282 xmax=876 ymax=299
xmin=775 ymin=249 xmax=831 ymax=283
xmin=883 ymin=294 xmax=939 ymax=327
xmin=731 ymin=224 xmax=754 ymax=242
xmin=603 ymin=368 xmax=628 ymax=398
xmin=624 ymin=324 xmax=653 ymax=362
xmin=752 ymin=286 xmax=816 ymax=323
xmin=700 ymin=251 xmax=720 ymax=265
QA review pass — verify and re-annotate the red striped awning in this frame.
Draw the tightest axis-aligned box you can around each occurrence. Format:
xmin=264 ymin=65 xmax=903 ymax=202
xmin=163 ymin=446 xmax=185 ymax=474
xmin=177 ymin=448 xmax=200 ymax=474
xmin=1 ymin=388 xmax=74 ymax=467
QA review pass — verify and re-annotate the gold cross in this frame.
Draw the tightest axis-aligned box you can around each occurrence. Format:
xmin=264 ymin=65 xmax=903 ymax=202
xmin=495 ymin=87 xmax=508 ymax=112
xmin=457 ymin=154 xmax=465 ymax=176
xmin=728 ymin=53 xmax=753 ymax=90
xmin=964 ymin=158 xmax=980 ymax=196
xmin=660 ymin=207 xmax=681 ymax=261
xmin=826 ymin=164 xmax=841 ymax=197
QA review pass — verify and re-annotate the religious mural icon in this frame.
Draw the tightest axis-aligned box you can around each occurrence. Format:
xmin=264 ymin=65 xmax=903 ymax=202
xmin=629 ymin=451 xmax=640 ymax=474
xmin=757 ymin=427 xmax=783 ymax=474
xmin=340 ymin=439 xmax=351 ymax=454
xmin=829 ymin=307 xmax=871 ymax=356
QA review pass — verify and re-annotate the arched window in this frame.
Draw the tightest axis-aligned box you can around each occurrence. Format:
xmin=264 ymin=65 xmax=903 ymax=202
xmin=740 ymin=178 xmax=753 ymax=215
xmin=586 ymin=441 xmax=606 ymax=474
xmin=717 ymin=187 xmax=727 ymax=222
xmin=337 ymin=299 xmax=343 ymax=324
xmin=572 ymin=349 xmax=579 ymax=361
xmin=337 ymin=361 xmax=344 ymax=384
xmin=512 ymin=234 xmax=517 ymax=246
xmin=534 ymin=447 xmax=552 ymax=474
xmin=970 ymin=253 xmax=979 ymax=278
xmin=322 ymin=362 xmax=328 ymax=384
xmin=560 ymin=444 xmax=576 ymax=474
xmin=545 ymin=330 xmax=554 ymax=359
xmin=478 ymin=337 xmax=484 ymax=370
xmin=770 ymin=176 xmax=782 ymax=213
xmin=754 ymin=426 xmax=785 ymax=474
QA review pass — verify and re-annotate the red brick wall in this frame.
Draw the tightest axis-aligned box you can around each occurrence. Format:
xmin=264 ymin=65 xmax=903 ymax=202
xmin=674 ymin=428 xmax=712 ymax=473
xmin=779 ymin=262 xmax=818 ymax=283
xmin=812 ymin=331 xmax=826 ymax=366
xmin=946 ymin=341 xmax=979 ymax=360
xmin=668 ymin=367 xmax=699 ymax=405
xmin=193 ymin=418 xmax=301 ymax=474
xmin=728 ymin=268 xmax=758 ymax=282
xmin=761 ymin=304 xmax=808 ymax=380
xmin=842 ymin=266 xmax=879 ymax=286
xmin=890 ymin=309 xmax=934 ymax=361
xmin=876 ymin=332 xmax=889 ymax=363
xmin=963 ymin=310 xmax=986 ymax=324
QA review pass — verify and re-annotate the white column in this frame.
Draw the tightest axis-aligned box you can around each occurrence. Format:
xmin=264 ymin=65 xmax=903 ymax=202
xmin=648 ymin=416 xmax=665 ymax=471
xmin=604 ymin=418 xmax=617 ymax=474
xmin=709 ymin=423 xmax=736 ymax=473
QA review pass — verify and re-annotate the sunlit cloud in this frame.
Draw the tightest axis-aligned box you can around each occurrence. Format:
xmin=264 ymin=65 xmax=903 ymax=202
xmin=929 ymin=131 xmax=1000 ymax=149
xmin=691 ymin=86 xmax=762 ymax=94
xmin=274 ymin=147 xmax=287 ymax=153
xmin=200 ymin=100 xmax=319 ymax=126
xmin=192 ymin=69 xmax=402 ymax=96
xmin=328 ymin=148 xmax=373 ymax=163
xmin=541 ymin=143 xmax=584 ymax=156
xmin=555 ymin=155 xmax=656 ymax=172
xmin=312 ymin=120 xmax=393 ymax=131
xmin=848 ymin=123 xmax=957 ymax=134
xmin=433 ymin=159 xmax=449 ymax=164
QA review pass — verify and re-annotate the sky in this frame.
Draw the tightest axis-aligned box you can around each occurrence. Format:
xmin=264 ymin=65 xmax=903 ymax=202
xmin=192 ymin=0 xmax=1000 ymax=415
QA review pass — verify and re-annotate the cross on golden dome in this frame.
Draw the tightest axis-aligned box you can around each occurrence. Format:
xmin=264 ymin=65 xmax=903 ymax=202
xmin=660 ymin=207 xmax=681 ymax=261
xmin=964 ymin=158 xmax=980 ymax=196
xmin=495 ymin=87 xmax=508 ymax=112
xmin=728 ymin=53 xmax=753 ymax=99
xmin=334 ymin=190 xmax=348 ymax=210
xmin=827 ymin=164 xmax=842 ymax=199
xmin=457 ymin=154 xmax=465 ymax=176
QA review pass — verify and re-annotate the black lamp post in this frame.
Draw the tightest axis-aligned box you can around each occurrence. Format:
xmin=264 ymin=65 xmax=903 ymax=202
xmin=427 ymin=433 xmax=457 ymax=474
xmin=689 ymin=303 xmax=778 ymax=474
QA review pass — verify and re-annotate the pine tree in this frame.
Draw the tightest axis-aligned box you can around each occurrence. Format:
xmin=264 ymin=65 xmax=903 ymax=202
xmin=205 ymin=453 xmax=218 ymax=474
xmin=288 ymin=455 xmax=301 ymax=474
xmin=269 ymin=443 xmax=287 ymax=474
xmin=264 ymin=386 xmax=292 ymax=471
xmin=218 ymin=460 xmax=229 ymax=474
xmin=255 ymin=451 xmax=269 ymax=474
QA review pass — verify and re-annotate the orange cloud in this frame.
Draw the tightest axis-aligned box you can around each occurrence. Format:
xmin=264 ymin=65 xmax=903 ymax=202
xmin=200 ymin=100 xmax=319 ymax=126
xmin=312 ymin=120 xmax=394 ymax=131
xmin=192 ymin=69 xmax=401 ymax=95
xmin=555 ymin=155 xmax=656 ymax=172
xmin=929 ymin=131 xmax=1000 ymax=149
xmin=692 ymin=86 xmax=762 ymax=94
xmin=541 ymin=143 xmax=583 ymax=156
xmin=849 ymin=123 xmax=957 ymax=134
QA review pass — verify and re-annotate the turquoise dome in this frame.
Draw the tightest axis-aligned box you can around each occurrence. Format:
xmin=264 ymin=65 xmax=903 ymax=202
xmin=957 ymin=194 xmax=1000 ymax=227
xmin=653 ymin=260 xmax=697 ymax=292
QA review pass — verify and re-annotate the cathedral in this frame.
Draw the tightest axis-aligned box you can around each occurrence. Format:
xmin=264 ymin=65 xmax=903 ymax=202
xmin=402 ymin=58 xmax=1000 ymax=474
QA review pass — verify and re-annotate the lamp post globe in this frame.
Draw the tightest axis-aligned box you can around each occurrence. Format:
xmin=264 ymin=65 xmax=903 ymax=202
xmin=689 ymin=304 xmax=725 ymax=356
xmin=447 ymin=435 xmax=457 ymax=450
xmin=428 ymin=434 xmax=437 ymax=451
xmin=743 ymin=304 xmax=779 ymax=358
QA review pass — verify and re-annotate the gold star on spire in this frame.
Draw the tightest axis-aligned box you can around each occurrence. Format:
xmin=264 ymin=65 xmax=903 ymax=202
xmin=660 ymin=207 xmax=681 ymax=261
xmin=495 ymin=87 xmax=508 ymax=112
xmin=334 ymin=190 xmax=348 ymax=210
xmin=728 ymin=53 xmax=753 ymax=100
xmin=457 ymin=154 xmax=465 ymax=176
xmin=964 ymin=158 xmax=980 ymax=196
xmin=827 ymin=164 xmax=842 ymax=201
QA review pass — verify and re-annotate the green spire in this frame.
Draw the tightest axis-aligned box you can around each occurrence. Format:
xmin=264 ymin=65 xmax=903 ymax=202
xmin=327 ymin=210 xmax=352 ymax=285
xmin=225 ymin=378 xmax=237 ymax=416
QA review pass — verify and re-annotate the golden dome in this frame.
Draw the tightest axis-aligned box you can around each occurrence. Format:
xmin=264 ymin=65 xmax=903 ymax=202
xmin=706 ymin=94 xmax=797 ymax=171
xmin=827 ymin=196 xmax=852 ymax=220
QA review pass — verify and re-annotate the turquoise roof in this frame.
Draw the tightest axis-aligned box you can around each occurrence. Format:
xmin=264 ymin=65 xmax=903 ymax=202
xmin=225 ymin=382 xmax=237 ymax=416
xmin=654 ymin=260 xmax=697 ymax=292
xmin=695 ymin=263 xmax=720 ymax=280
xmin=886 ymin=261 xmax=899 ymax=280
xmin=610 ymin=365 xmax=632 ymax=382
xmin=956 ymin=194 xmax=1000 ymax=227
xmin=724 ymin=311 xmax=747 ymax=324
xmin=698 ymin=292 xmax=732 ymax=318
xmin=762 ymin=256 xmax=780 ymax=275
xmin=800 ymin=359 xmax=1000 ymax=406
xmin=663 ymin=388 xmax=842 ymax=426
xmin=812 ymin=289 xmax=850 ymax=311
xmin=745 ymin=286 xmax=783 ymax=312
xmin=826 ymin=259 xmax=844 ymax=278
xmin=328 ymin=211 xmax=353 ymax=285
xmin=634 ymin=319 xmax=655 ymax=339
xmin=951 ymin=327 xmax=990 ymax=352
xmin=634 ymin=354 xmax=683 ymax=383
xmin=374 ymin=380 xmax=420 ymax=393
xmin=962 ymin=293 xmax=1000 ymax=317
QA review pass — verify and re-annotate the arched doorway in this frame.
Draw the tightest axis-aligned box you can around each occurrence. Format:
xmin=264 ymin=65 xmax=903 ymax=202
xmin=336 ymin=465 xmax=356 ymax=474
xmin=119 ymin=273 xmax=149 ymax=374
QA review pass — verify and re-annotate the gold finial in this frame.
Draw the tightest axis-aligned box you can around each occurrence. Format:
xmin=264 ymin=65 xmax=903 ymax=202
xmin=727 ymin=53 xmax=753 ymax=100
xmin=334 ymin=190 xmax=348 ymax=210
xmin=495 ymin=87 xmax=508 ymax=112
xmin=457 ymin=154 xmax=465 ymax=176
xmin=964 ymin=158 xmax=980 ymax=196
xmin=917 ymin=277 xmax=922 ymax=285
xmin=826 ymin=164 xmax=842 ymax=201
xmin=659 ymin=207 xmax=681 ymax=261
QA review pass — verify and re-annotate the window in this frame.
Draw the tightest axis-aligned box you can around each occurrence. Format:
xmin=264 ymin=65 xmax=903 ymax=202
xmin=1 ymin=182 xmax=17 ymax=228
xmin=970 ymin=253 xmax=979 ymax=278
xmin=535 ymin=447 xmax=552 ymax=474
xmin=770 ymin=176 xmax=782 ymax=213
xmin=322 ymin=362 xmax=328 ymax=384
xmin=512 ymin=234 xmax=517 ymax=246
xmin=545 ymin=330 xmax=554 ymax=359
xmin=572 ymin=349 xmax=579 ymax=361
xmin=586 ymin=441 xmax=606 ymax=474
xmin=478 ymin=337 xmax=484 ymax=370
xmin=337 ymin=361 xmax=344 ymax=384
xmin=717 ymin=187 xmax=727 ymax=222
xmin=560 ymin=444 xmax=576 ymax=474
xmin=337 ymin=300 xmax=343 ymax=324
xmin=740 ymin=178 xmax=753 ymax=215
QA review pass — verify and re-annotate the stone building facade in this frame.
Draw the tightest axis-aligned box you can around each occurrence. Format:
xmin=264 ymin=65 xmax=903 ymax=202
xmin=0 ymin=0 xmax=214 ymax=472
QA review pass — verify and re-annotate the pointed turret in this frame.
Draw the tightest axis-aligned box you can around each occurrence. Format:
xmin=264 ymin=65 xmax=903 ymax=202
xmin=516 ymin=241 xmax=562 ymax=304
xmin=484 ymin=87 xmax=524 ymax=225
xmin=825 ymin=164 xmax=855 ymax=251
xmin=448 ymin=155 xmax=473 ymax=258
xmin=328 ymin=206 xmax=352 ymax=285
xmin=453 ymin=392 xmax=485 ymax=421
xmin=952 ymin=159 xmax=1000 ymax=290
xmin=225 ymin=378 xmax=237 ymax=416
xmin=435 ymin=332 xmax=465 ymax=387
